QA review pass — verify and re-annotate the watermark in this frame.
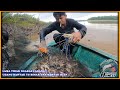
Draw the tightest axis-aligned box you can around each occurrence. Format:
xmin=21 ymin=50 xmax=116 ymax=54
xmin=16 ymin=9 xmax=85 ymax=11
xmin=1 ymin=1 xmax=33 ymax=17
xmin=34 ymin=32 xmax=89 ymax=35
xmin=100 ymin=72 xmax=117 ymax=78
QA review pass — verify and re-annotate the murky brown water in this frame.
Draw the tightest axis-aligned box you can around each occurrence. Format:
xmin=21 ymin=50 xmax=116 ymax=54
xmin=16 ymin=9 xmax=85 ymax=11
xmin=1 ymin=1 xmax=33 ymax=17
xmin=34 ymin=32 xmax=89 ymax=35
xmin=80 ymin=22 xmax=118 ymax=56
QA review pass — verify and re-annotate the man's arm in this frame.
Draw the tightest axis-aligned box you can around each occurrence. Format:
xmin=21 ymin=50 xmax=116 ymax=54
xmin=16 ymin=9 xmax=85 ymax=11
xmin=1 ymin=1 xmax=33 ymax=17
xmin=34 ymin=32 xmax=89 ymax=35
xmin=72 ymin=19 xmax=87 ymax=38
xmin=40 ymin=22 xmax=56 ymax=42
xmin=39 ymin=22 xmax=56 ymax=54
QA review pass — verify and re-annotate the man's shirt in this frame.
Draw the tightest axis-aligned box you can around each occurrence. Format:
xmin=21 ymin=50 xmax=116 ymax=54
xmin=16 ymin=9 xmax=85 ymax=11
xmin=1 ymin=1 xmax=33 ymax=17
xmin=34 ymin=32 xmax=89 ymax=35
xmin=40 ymin=18 xmax=87 ymax=41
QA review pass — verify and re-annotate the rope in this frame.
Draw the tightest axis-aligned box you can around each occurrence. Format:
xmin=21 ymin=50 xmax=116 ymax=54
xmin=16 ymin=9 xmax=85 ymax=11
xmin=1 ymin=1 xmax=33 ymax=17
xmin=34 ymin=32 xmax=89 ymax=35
xmin=61 ymin=37 xmax=71 ymax=61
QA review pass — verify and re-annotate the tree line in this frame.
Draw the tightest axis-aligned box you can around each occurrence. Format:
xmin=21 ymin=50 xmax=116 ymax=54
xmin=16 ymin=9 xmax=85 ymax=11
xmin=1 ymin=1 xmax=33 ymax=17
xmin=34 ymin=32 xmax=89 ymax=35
xmin=88 ymin=16 xmax=117 ymax=20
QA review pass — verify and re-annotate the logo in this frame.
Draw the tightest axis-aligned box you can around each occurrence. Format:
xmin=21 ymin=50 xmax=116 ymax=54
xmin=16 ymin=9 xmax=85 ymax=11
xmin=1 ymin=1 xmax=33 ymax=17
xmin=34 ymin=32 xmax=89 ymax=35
xmin=99 ymin=59 xmax=118 ymax=78
xmin=100 ymin=71 xmax=117 ymax=78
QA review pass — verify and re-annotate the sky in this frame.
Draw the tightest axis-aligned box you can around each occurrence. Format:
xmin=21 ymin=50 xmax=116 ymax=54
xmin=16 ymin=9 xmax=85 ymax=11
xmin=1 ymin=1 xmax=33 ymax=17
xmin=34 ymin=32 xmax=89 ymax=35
xmin=12 ymin=12 xmax=118 ymax=22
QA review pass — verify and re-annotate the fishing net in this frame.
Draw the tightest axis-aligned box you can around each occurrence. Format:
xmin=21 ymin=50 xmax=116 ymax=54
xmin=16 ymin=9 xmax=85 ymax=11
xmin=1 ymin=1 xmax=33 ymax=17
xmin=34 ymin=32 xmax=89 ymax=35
xmin=31 ymin=46 xmax=92 ymax=78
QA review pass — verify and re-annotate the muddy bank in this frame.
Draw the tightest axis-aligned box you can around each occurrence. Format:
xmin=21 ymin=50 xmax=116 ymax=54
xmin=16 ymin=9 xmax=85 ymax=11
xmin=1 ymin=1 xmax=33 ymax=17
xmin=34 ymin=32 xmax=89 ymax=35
xmin=2 ymin=23 xmax=44 ymax=69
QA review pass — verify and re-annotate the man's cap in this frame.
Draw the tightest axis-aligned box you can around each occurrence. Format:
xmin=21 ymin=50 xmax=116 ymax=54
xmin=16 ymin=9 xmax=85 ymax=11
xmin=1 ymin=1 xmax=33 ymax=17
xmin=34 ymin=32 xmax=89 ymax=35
xmin=53 ymin=12 xmax=66 ymax=18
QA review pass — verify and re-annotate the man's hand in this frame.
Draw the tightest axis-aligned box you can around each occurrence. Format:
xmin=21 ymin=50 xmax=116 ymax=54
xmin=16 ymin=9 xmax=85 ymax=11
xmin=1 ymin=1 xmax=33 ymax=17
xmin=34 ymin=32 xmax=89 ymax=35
xmin=72 ymin=32 xmax=81 ymax=43
xmin=38 ymin=40 xmax=50 ymax=60
xmin=39 ymin=40 xmax=48 ymax=53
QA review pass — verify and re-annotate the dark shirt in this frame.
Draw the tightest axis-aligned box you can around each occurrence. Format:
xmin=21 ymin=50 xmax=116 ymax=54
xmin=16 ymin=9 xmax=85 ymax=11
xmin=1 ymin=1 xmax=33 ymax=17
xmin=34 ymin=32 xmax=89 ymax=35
xmin=40 ymin=18 xmax=87 ymax=41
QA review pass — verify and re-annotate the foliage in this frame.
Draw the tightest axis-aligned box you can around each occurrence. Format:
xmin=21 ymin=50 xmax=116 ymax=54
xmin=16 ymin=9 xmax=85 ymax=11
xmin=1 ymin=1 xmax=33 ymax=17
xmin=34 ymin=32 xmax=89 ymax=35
xmin=2 ymin=13 xmax=47 ymax=28
xmin=88 ymin=16 xmax=118 ymax=20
